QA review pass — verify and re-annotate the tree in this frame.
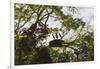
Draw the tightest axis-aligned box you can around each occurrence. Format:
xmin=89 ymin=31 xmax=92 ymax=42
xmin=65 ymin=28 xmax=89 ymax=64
xmin=14 ymin=3 xmax=94 ymax=65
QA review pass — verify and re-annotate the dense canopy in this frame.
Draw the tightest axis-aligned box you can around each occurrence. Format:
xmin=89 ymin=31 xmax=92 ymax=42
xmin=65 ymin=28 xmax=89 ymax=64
xmin=14 ymin=3 xmax=94 ymax=65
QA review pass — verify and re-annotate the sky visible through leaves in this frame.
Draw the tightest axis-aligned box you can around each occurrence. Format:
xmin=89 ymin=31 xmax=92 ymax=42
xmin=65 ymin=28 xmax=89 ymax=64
xmin=43 ymin=7 xmax=94 ymax=46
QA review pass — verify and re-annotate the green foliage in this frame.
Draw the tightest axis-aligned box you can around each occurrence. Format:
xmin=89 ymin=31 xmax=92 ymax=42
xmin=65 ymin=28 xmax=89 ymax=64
xmin=14 ymin=3 xmax=94 ymax=65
